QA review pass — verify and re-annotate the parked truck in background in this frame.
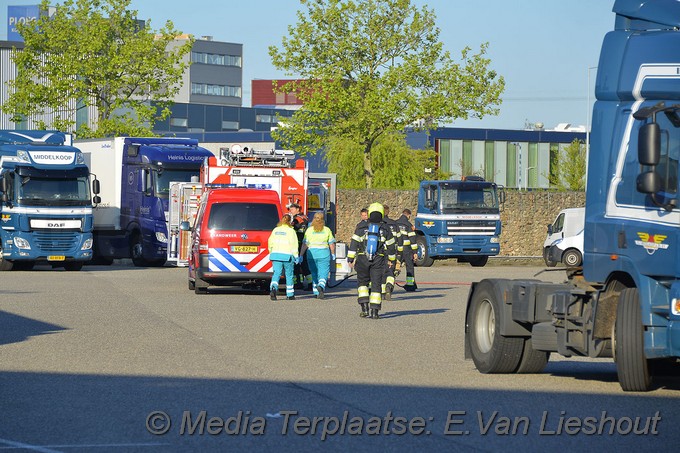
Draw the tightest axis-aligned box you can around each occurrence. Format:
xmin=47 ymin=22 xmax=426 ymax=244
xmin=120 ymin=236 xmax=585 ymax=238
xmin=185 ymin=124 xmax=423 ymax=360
xmin=414 ymin=177 xmax=504 ymax=267
xmin=78 ymin=137 xmax=213 ymax=266
xmin=464 ymin=0 xmax=680 ymax=391
xmin=0 ymin=130 xmax=99 ymax=271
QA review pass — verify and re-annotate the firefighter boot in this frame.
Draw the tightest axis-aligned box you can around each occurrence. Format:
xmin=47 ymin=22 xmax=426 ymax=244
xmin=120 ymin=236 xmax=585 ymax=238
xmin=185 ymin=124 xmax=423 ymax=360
xmin=359 ymin=303 xmax=369 ymax=318
xmin=385 ymin=283 xmax=394 ymax=300
xmin=370 ymin=308 xmax=380 ymax=319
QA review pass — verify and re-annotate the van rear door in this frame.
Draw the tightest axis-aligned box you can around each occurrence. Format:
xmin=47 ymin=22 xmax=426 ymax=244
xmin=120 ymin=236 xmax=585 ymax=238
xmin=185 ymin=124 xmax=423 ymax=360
xmin=205 ymin=201 xmax=280 ymax=273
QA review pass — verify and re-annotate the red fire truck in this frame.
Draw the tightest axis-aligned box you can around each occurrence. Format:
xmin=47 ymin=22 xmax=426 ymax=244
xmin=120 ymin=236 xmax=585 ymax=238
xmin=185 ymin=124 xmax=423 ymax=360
xmin=179 ymin=145 xmax=343 ymax=294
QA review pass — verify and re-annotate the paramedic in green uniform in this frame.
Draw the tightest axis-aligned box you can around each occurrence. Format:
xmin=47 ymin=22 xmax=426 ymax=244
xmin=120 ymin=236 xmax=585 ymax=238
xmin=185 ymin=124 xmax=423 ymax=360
xmin=300 ymin=212 xmax=336 ymax=299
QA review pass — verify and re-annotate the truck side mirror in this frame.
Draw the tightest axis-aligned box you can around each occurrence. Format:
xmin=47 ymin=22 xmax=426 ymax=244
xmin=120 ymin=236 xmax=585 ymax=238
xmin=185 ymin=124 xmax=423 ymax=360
xmin=179 ymin=221 xmax=191 ymax=231
xmin=547 ymin=224 xmax=553 ymax=235
xmin=92 ymin=178 xmax=100 ymax=195
xmin=637 ymin=171 xmax=661 ymax=194
xmin=639 ymin=123 xmax=660 ymax=166
xmin=498 ymin=188 xmax=506 ymax=204
xmin=92 ymin=195 xmax=101 ymax=205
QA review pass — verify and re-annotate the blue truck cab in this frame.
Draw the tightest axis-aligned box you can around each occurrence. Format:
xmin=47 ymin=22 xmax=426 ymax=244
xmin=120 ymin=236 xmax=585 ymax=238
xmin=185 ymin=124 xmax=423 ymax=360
xmin=0 ymin=130 xmax=98 ymax=271
xmin=464 ymin=0 xmax=680 ymax=391
xmin=79 ymin=137 xmax=213 ymax=266
xmin=414 ymin=177 xmax=504 ymax=267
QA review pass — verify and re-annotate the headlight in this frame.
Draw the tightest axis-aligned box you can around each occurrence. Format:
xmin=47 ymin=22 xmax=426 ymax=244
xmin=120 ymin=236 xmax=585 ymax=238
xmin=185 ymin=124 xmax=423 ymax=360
xmin=156 ymin=232 xmax=168 ymax=243
xmin=490 ymin=236 xmax=500 ymax=243
xmin=17 ymin=150 xmax=30 ymax=162
xmin=436 ymin=236 xmax=453 ymax=243
xmin=13 ymin=237 xmax=31 ymax=249
xmin=76 ymin=152 xmax=85 ymax=164
xmin=81 ymin=238 xmax=93 ymax=250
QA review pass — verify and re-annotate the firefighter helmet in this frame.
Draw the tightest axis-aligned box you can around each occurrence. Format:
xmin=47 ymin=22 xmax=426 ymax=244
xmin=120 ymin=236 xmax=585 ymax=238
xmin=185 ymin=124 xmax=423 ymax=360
xmin=368 ymin=202 xmax=384 ymax=217
xmin=368 ymin=202 xmax=384 ymax=223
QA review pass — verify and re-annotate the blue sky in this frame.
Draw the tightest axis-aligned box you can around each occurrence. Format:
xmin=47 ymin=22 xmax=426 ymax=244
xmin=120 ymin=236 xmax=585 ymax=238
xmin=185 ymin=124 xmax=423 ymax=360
xmin=1 ymin=0 xmax=615 ymax=130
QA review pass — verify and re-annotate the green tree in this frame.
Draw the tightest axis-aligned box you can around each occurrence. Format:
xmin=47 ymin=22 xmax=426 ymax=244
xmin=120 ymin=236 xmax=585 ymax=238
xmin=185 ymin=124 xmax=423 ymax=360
xmin=269 ymin=0 xmax=504 ymax=188
xmin=326 ymin=131 xmax=444 ymax=189
xmin=549 ymin=138 xmax=586 ymax=191
xmin=2 ymin=0 xmax=191 ymax=137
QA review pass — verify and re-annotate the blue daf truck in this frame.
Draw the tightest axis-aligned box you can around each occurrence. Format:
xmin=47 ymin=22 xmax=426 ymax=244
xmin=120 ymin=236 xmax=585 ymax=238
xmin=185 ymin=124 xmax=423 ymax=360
xmin=0 ymin=130 xmax=99 ymax=271
xmin=414 ymin=177 xmax=504 ymax=267
xmin=78 ymin=137 xmax=213 ymax=266
xmin=464 ymin=0 xmax=680 ymax=391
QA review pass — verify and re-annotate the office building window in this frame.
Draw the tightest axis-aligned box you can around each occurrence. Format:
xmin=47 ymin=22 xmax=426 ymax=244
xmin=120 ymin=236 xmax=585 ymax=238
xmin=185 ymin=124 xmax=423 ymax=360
xmin=170 ymin=117 xmax=188 ymax=127
xmin=191 ymin=83 xmax=241 ymax=98
xmin=462 ymin=140 xmax=473 ymax=175
xmin=484 ymin=141 xmax=495 ymax=182
xmin=222 ymin=120 xmax=239 ymax=130
xmin=191 ymin=51 xmax=242 ymax=68
xmin=507 ymin=143 xmax=517 ymax=188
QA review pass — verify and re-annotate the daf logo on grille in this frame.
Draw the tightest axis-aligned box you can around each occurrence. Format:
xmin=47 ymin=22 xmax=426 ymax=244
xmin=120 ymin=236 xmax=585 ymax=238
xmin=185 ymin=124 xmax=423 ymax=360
xmin=241 ymin=233 xmax=248 ymax=239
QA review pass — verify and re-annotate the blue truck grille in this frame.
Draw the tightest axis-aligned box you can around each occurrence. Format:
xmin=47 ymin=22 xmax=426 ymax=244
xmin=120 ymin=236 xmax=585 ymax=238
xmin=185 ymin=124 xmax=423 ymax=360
xmin=456 ymin=237 xmax=488 ymax=247
xmin=33 ymin=231 xmax=80 ymax=253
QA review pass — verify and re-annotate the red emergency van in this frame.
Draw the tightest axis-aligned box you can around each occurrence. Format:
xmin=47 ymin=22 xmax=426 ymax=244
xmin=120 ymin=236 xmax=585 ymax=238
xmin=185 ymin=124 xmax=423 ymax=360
xmin=186 ymin=187 xmax=283 ymax=293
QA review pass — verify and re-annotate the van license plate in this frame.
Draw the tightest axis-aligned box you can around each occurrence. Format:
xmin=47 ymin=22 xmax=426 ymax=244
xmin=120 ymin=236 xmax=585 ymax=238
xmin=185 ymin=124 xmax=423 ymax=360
xmin=231 ymin=246 xmax=258 ymax=253
xmin=48 ymin=255 xmax=66 ymax=261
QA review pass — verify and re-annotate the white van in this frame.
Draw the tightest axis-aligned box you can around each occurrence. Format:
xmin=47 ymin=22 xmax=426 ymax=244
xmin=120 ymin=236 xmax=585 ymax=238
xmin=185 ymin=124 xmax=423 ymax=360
xmin=543 ymin=207 xmax=585 ymax=267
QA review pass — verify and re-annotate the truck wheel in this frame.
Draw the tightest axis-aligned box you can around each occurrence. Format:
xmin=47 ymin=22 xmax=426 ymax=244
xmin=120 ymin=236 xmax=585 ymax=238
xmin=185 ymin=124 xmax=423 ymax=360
xmin=615 ymin=288 xmax=652 ymax=391
xmin=414 ymin=236 xmax=434 ymax=267
xmin=469 ymin=256 xmax=488 ymax=267
xmin=543 ymin=248 xmax=556 ymax=267
xmin=0 ymin=243 xmax=13 ymax=271
xmin=468 ymin=281 xmax=524 ymax=373
xmin=130 ymin=233 xmax=148 ymax=267
xmin=562 ymin=249 xmax=582 ymax=267
xmin=515 ymin=338 xmax=550 ymax=374
xmin=64 ymin=262 xmax=84 ymax=271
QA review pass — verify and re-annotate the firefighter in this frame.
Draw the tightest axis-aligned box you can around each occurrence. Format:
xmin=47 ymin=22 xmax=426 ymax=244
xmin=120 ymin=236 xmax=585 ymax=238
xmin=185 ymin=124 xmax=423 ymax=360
xmin=397 ymin=208 xmax=418 ymax=291
xmin=288 ymin=203 xmax=312 ymax=290
xmin=381 ymin=205 xmax=402 ymax=300
xmin=347 ymin=202 xmax=397 ymax=319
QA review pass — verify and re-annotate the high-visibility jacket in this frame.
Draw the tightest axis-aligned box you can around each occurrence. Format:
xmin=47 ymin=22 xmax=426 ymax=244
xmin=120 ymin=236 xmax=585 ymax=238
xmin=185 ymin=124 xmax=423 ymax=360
xmin=268 ymin=224 xmax=299 ymax=261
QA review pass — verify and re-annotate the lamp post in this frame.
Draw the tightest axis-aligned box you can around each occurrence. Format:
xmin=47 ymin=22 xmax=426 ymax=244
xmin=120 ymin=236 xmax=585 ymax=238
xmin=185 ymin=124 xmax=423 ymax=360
xmin=525 ymin=166 xmax=535 ymax=191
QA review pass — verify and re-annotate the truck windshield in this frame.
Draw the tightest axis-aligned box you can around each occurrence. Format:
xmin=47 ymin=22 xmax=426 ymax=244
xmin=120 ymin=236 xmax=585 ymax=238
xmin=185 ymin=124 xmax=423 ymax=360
xmin=440 ymin=184 xmax=499 ymax=213
xmin=17 ymin=175 xmax=91 ymax=207
xmin=208 ymin=202 xmax=279 ymax=231
xmin=155 ymin=168 xmax=201 ymax=198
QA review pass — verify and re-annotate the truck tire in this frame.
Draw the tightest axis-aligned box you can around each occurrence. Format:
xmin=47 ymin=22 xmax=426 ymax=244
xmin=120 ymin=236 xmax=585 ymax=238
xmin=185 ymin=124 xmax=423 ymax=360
xmin=0 ymin=243 xmax=13 ymax=271
xmin=468 ymin=281 xmax=524 ymax=373
xmin=130 ymin=232 xmax=147 ymax=267
xmin=615 ymin=288 xmax=652 ymax=391
xmin=469 ymin=256 xmax=488 ymax=267
xmin=562 ymin=249 xmax=582 ymax=267
xmin=414 ymin=236 xmax=434 ymax=267
xmin=515 ymin=338 xmax=550 ymax=374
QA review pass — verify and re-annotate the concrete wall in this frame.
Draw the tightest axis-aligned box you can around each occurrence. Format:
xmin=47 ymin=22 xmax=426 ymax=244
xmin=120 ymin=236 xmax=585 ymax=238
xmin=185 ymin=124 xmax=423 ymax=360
xmin=335 ymin=189 xmax=586 ymax=257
